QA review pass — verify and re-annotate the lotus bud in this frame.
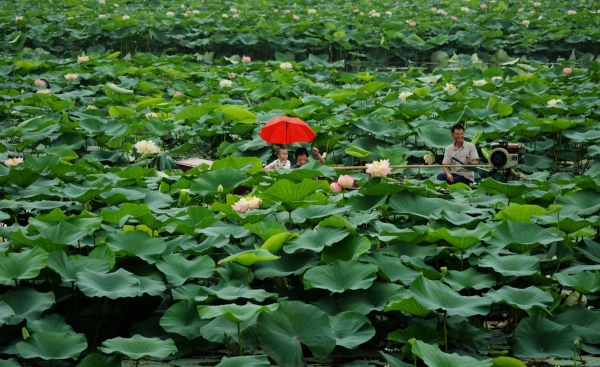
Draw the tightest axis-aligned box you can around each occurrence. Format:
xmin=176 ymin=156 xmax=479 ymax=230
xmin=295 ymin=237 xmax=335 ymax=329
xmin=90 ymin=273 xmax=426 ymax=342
xmin=555 ymin=205 xmax=562 ymax=214
xmin=440 ymin=266 xmax=447 ymax=276
xmin=22 ymin=327 xmax=29 ymax=340
xmin=217 ymin=184 xmax=224 ymax=193
xmin=328 ymin=131 xmax=333 ymax=136
xmin=186 ymin=99 xmax=191 ymax=104
xmin=178 ymin=188 xmax=191 ymax=207
xmin=574 ymin=339 xmax=580 ymax=347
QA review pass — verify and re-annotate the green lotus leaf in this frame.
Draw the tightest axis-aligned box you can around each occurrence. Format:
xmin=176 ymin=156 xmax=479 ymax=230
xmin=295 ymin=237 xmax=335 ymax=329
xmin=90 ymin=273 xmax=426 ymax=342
xmin=134 ymin=97 xmax=166 ymax=111
xmin=514 ymin=316 xmax=577 ymax=358
xmin=190 ymin=167 xmax=249 ymax=195
xmin=384 ymin=296 xmax=431 ymax=318
xmin=443 ymin=268 xmax=496 ymax=291
xmin=27 ymin=314 xmax=74 ymax=334
xmin=373 ymin=221 xmax=428 ymax=245
xmin=554 ymin=305 xmax=600 ymax=344
xmin=431 ymin=225 xmax=490 ymax=251
xmin=410 ymin=275 xmax=492 ymax=317
xmin=284 ymin=226 xmax=349 ymax=254
xmin=552 ymin=271 xmax=600 ymax=294
xmin=345 ymin=145 xmax=372 ymax=158
xmin=329 ymin=311 xmax=375 ymax=349
xmin=337 ymin=282 xmax=405 ymax=314
xmin=105 ymin=231 xmax=166 ymax=264
xmin=0 ymin=358 xmax=22 ymax=367
xmin=303 ymin=259 xmax=377 ymax=293
xmin=253 ymin=251 xmax=320 ymax=280
xmin=401 ymin=256 xmax=442 ymax=280
xmin=478 ymin=253 xmax=540 ymax=277
xmin=554 ymin=189 xmax=600 ymax=216
xmin=0 ymin=246 xmax=48 ymax=285
xmin=364 ymin=252 xmax=421 ymax=285
xmin=16 ymin=332 xmax=87 ymax=360
xmin=75 ymin=268 xmax=140 ymax=299
xmin=134 ymin=273 xmax=166 ymax=297
xmin=215 ymin=355 xmax=270 ymax=367
xmin=218 ymin=249 xmax=280 ymax=266
xmin=381 ymin=351 xmax=413 ymax=367
xmin=198 ymin=303 xmax=276 ymax=323
xmin=175 ymin=104 xmax=219 ymax=121
xmin=47 ymin=250 xmax=111 ymax=283
xmin=160 ymin=300 xmax=207 ymax=340
xmin=262 ymin=179 xmax=331 ymax=210
xmin=321 ymin=234 xmax=371 ymax=263
xmin=478 ymin=179 xmax=534 ymax=199
xmin=221 ymin=105 xmax=257 ymax=124
xmin=411 ymin=338 xmax=492 ymax=367
xmin=576 ymin=239 xmax=600 ymax=263
xmin=7 ymin=167 xmax=41 ymax=188
xmin=388 ymin=324 xmax=442 ymax=344
xmin=211 ymin=156 xmax=263 ymax=173
xmin=200 ymin=314 xmax=259 ymax=349
xmin=388 ymin=191 xmax=447 ymax=221
xmin=99 ymin=335 xmax=177 ymax=360
xmin=0 ymin=288 xmax=55 ymax=325
xmin=199 ymin=284 xmax=278 ymax=302
xmin=319 ymin=215 xmax=357 ymax=235
xmin=0 ymin=302 xmax=15 ymax=325
xmin=485 ymin=286 xmax=554 ymax=310
xmin=290 ymin=204 xmax=349 ymax=224
xmin=76 ymin=353 xmax=121 ymax=367
xmin=257 ymin=301 xmax=336 ymax=365
xmin=155 ymin=254 xmax=215 ymax=287
xmin=486 ymin=220 xmax=562 ymax=253
xmin=494 ymin=204 xmax=550 ymax=222
xmin=100 ymin=203 xmax=152 ymax=225
xmin=108 ymin=106 xmax=134 ymax=116
xmin=325 ymin=89 xmax=356 ymax=101
xmin=260 ymin=232 xmax=299 ymax=253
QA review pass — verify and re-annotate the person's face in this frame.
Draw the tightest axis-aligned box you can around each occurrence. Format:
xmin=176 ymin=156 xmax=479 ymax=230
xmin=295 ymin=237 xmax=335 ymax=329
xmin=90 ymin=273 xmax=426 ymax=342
xmin=296 ymin=153 xmax=307 ymax=165
xmin=277 ymin=149 xmax=288 ymax=161
xmin=452 ymin=129 xmax=465 ymax=144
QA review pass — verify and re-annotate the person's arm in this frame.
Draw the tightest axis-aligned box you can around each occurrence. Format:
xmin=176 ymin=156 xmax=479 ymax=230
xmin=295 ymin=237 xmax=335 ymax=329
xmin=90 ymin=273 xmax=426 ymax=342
xmin=263 ymin=160 xmax=276 ymax=171
xmin=441 ymin=148 xmax=454 ymax=182
xmin=467 ymin=144 xmax=479 ymax=165
xmin=312 ymin=147 xmax=325 ymax=164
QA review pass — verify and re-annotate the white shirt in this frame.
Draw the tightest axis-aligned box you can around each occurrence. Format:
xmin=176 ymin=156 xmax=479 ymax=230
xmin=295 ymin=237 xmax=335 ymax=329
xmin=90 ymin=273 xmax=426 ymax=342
xmin=442 ymin=141 xmax=479 ymax=182
xmin=264 ymin=159 xmax=291 ymax=170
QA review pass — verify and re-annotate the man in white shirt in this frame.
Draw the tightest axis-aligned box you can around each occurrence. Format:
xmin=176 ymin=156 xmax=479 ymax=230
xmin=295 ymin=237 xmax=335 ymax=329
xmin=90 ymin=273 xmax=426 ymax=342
xmin=437 ymin=124 xmax=479 ymax=185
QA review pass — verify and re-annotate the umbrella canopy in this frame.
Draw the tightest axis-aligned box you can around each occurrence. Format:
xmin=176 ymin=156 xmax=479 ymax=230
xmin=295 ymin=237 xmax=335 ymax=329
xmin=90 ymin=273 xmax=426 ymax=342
xmin=258 ymin=116 xmax=316 ymax=145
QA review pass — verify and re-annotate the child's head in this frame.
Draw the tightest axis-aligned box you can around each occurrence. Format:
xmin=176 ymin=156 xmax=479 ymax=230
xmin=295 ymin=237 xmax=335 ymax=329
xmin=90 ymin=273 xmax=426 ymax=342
xmin=276 ymin=147 xmax=288 ymax=162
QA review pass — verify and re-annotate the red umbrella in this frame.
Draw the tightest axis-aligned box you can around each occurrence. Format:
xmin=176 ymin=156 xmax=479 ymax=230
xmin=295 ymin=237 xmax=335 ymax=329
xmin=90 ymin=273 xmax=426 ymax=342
xmin=258 ymin=116 xmax=316 ymax=145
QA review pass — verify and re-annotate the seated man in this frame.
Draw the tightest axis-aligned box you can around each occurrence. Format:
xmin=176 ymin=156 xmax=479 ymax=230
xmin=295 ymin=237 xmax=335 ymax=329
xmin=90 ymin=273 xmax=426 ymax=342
xmin=437 ymin=124 xmax=479 ymax=185
xmin=291 ymin=147 xmax=325 ymax=168
xmin=263 ymin=147 xmax=291 ymax=171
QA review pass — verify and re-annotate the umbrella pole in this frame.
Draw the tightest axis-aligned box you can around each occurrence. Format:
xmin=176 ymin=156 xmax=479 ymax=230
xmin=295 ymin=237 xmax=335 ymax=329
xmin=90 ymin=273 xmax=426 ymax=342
xmin=330 ymin=164 xmax=493 ymax=170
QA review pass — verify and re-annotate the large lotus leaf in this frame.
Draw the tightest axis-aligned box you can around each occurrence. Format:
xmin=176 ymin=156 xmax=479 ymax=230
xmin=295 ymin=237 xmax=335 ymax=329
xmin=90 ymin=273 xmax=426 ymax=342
xmin=336 ymin=282 xmax=406 ymax=314
xmin=381 ymin=352 xmax=413 ymax=367
xmin=321 ymin=234 xmax=371 ymax=263
xmin=554 ymin=189 xmax=600 ymax=216
xmin=159 ymin=300 xmax=206 ymax=340
xmin=257 ymin=301 xmax=336 ymax=366
xmin=218 ymin=249 xmax=280 ymax=266
xmin=388 ymin=324 xmax=442 ymax=344
xmin=576 ymin=239 xmax=600 ymax=263
xmin=410 ymin=275 xmax=492 ymax=317
xmin=494 ymin=204 xmax=550 ymax=222
xmin=400 ymin=256 xmax=442 ymax=280
xmin=261 ymin=179 xmax=331 ymax=209
xmin=303 ymin=260 xmax=378 ymax=293
xmin=76 ymin=268 xmax=140 ymax=299
xmin=284 ymin=226 xmax=349 ymax=254
xmin=198 ymin=303 xmax=276 ymax=323
xmin=364 ymin=252 xmax=421 ymax=285
xmin=244 ymin=221 xmax=287 ymax=241
xmin=199 ymin=284 xmax=278 ymax=302
xmin=253 ymin=251 xmax=320 ymax=280
xmin=478 ymin=253 xmax=540 ymax=277
xmin=76 ymin=353 xmax=121 ymax=367
xmin=0 ymin=246 xmax=48 ymax=285
xmin=200 ymin=314 xmax=259 ymax=349
xmin=486 ymin=221 xmax=561 ymax=253
xmin=38 ymin=221 xmax=90 ymax=246
xmin=100 ymin=203 xmax=151 ymax=225
xmin=373 ymin=221 xmax=429 ymax=245
xmin=27 ymin=314 xmax=74 ymax=334
xmin=215 ymin=355 xmax=270 ymax=367
xmin=260 ymin=232 xmax=299 ymax=253
xmin=47 ymin=250 xmax=111 ymax=283
xmin=384 ymin=295 xmax=432 ymax=318
xmin=211 ymin=156 xmax=263 ymax=173
xmin=514 ymin=316 xmax=577 ymax=358
xmin=554 ymin=305 xmax=600 ymax=344
xmin=552 ymin=271 xmax=600 ymax=294
xmin=0 ymin=358 xmax=22 ymax=367
xmin=155 ymin=254 xmax=215 ymax=287
xmin=135 ymin=274 xmax=166 ymax=297
xmin=106 ymin=231 xmax=166 ymax=264
xmin=329 ymin=311 xmax=375 ymax=349
xmin=388 ymin=191 xmax=447 ymax=221
xmin=416 ymin=125 xmax=453 ymax=149
xmin=443 ymin=268 xmax=496 ymax=291
xmin=430 ymin=225 xmax=490 ymax=251
xmin=0 ymin=301 xmax=15 ymax=325
xmin=0 ymin=288 xmax=55 ymax=325
xmin=410 ymin=339 xmax=493 ymax=367
xmin=7 ymin=167 xmax=41 ymax=188
xmin=16 ymin=332 xmax=87 ymax=360
xmin=290 ymin=204 xmax=349 ymax=224
xmin=485 ymin=286 xmax=554 ymax=310
xmin=99 ymin=335 xmax=177 ymax=360
xmin=478 ymin=179 xmax=534 ymax=199
xmin=190 ymin=167 xmax=249 ymax=195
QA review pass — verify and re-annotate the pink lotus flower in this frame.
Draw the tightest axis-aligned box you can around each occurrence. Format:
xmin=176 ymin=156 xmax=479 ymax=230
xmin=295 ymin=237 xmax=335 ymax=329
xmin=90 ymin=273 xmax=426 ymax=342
xmin=522 ymin=20 xmax=530 ymax=27
xmin=242 ymin=56 xmax=251 ymax=63
xmin=517 ymin=8 xmax=523 ymax=12
xmin=273 ymin=8 xmax=279 ymax=12
xmin=533 ymin=2 xmax=541 ymax=6
xmin=231 ymin=196 xmax=262 ymax=213
xmin=34 ymin=79 xmax=46 ymax=87
xmin=330 ymin=182 xmax=342 ymax=194
xmin=480 ymin=4 xmax=487 ymax=9
xmin=284 ymin=9 xmax=291 ymax=14
xmin=337 ymin=175 xmax=355 ymax=189
xmin=563 ymin=67 xmax=573 ymax=75
xmin=567 ymin=10 xmax=577 ymax=15
xmin=64 ymin=73 xmax=78 ymax=81
xmin=186 ymin=10 xmax=192 ymax=15
xmin=353 ymin=8 xmax=359 ymax=13
xmin=174 ymin=91 xmax=183 ymax=96
xmin=409 ymin=21 xmax=416 ymax=26
xmin=451 ymin=16 xmax=458 ymax=20
xmin=366 ymin=159 xmax=392 ymax=177
xmin=293 ymin=15 xmax=300 ymax=20
xmin=233 ymin=13 xmax=239 ymax=19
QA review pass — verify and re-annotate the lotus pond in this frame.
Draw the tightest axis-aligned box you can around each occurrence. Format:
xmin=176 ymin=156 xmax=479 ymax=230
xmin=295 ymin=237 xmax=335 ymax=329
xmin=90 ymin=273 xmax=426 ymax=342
xmin=1 ymin=0 xmax=600 ymax=366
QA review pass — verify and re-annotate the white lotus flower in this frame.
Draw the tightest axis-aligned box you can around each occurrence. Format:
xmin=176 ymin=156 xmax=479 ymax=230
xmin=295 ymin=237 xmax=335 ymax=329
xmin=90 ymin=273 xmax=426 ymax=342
xmin=219 ymin=79 xmax=233 ymax=88
xmin=398 ymin=91 xmax=413 ymax=101
xmin=547 ymin=99 xmax=563 ymax=108
xmin=473 ymin=79 xmax=487 ymax=86
xmin=134 ymin=140 xmax=161 ymax=155
xmin=4 ymin=157 xmax=24 ymax=167
xmin=280 ymin=62 xmax=293 ymax=70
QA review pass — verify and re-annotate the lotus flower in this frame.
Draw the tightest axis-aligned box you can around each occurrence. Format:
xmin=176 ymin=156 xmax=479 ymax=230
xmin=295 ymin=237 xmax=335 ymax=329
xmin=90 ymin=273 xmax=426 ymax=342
xmin=443 ymin=83 xmax=456 ymax=92
xmin=145 ymin=112 xmax=158 ymax=118
xmin=293 ymin=15 xmax=300 ymax=20
xmin=233 ymin=14 xmax=239 ymax=18
xmin=98 ymin=14 xmax=107 ymax=18
xmin=242 ymin=56 xmax=251 ymax=63
xmin=36 ymin=89 xmax=52 ymax=94
xmin=219 ymin=79 xmax=233 ymax=88
xmin=4 ymin=157 xmax=24 ymax=167
xmin=563 ymin=67 xmax=573 ymax=75
xmin=64 ymin=73 xmax=78 ymax=81
xmin=547 ymin=99 xmax=563 ymax=108
xmin=424 ymin=153 xmax=434 ymax=165
xmin=480 ymin=4 xmax=487 ymax=9
xmin=134 ymin=140 xmax=161 ymax=155
xmin=409 ymin=21 xmax=416 ymax=26
xmin=280 ymin=62 xmax=293 ymax=71
xmin=399 ymin=91 xmax=413 ymax=101
xmin=34 ymin=79 xmax=46 ymax=87
xmin=567 ymin=10 xmax=576 ymax=15
xmin=166 ymin=11 xmax=175 ymax=17
xmin=366 ymin=159 xmax=392 ymax=177
xmin=78 ymin=55 xmax=90 ymax=63
xmin=491 ymin=76 xmax=503 ymax=82
xmin=337 ymin=175 xmax=355 ymax=189
xmin=231 ymin=196 xmax=262 ymax=213
xmin=122 ymin=15 xmax=130 ymax=20
xmin=308 ymin=9 xmax=317 ymax=14
xmin=533 ymin=2 xmax=541 ymax=6
xmin=15 ymin=16 xmax=24 ymax=21
xmin=473 ymin=79 xmax=487 ymax=86
xmin=329 ymin=182 xmax=342 ymax=194
xmin=517 ymin=8 xmax=524 ymax=12
xmin=522 ymin=20 xmax=530 ymax=27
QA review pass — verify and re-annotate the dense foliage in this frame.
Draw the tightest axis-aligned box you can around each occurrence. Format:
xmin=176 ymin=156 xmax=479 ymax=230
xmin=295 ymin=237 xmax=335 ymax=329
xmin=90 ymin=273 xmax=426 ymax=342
xmin=1 ymin=0 xmax=600 ymax=366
